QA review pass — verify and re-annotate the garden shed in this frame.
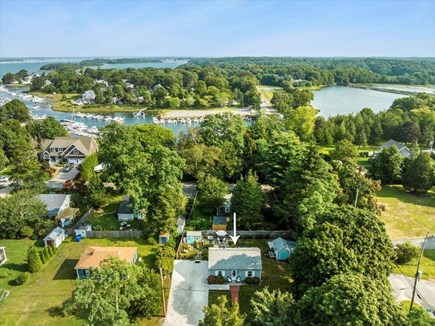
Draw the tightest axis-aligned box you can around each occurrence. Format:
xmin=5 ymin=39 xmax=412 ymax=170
xmin=186 ymin=231 xmax=202 ymax=245
xmin=117 ymin=196 xmax=142 ymax=221
xmin=159 ymin=231 xmax=170 ymax=244
xmin=0 ymin=247 xmax=7 ymax=266
xmin=43 ymin=227 xmax=66 ymax=248
xmin=74 ymin=223 xmax=92 ymax=238
xmin=268 ymin=237 xmax=296 ymax=261
xmin=212 ymin=216 xmax=227 ymax=231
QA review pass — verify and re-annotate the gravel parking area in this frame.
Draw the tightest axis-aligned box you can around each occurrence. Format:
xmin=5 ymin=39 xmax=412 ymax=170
xmin=164 ymin=260 xmax=209 ymax=326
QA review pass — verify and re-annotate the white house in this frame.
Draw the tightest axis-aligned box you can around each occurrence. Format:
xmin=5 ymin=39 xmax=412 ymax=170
xmin=117 ymin=196 xmax=142 ymax=221
xmin=82 ymin=90 xmax=96 ymax=103
xmin=39 ymin=194 xmax=71 ymax=218
xmin=43 ymin=227 xmax=66 ymax=248
xmin=186 ymin=231 xmax=202 ymax=245
xmin=0 ymin=247 xmax=7 ymax=266
xmin=41 ymin=136 xmax=98 ymax=165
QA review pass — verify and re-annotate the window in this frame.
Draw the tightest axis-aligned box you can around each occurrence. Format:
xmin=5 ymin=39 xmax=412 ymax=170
xmin=247 ymin=271 xmax=253 ymax=277
xmin=85 ymin=269 xmax=91 ymax=277
xmin=217 ymin=271 xmax=223 ymax=277
xmin=73 ymin=149 xmax=80 ymax=154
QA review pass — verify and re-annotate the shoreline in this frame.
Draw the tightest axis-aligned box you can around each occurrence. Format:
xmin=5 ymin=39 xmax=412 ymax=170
xmin=348 ymin=83 xmax=434 ymax=96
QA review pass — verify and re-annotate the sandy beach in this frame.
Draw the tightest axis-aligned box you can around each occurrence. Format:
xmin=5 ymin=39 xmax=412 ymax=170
xmin=161 ymin=108 xmax=252 ymax=118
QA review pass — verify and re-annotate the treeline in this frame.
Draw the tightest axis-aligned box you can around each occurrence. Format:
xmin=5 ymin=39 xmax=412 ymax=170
xmin=30 ymin=65 xmax=261 ymax=109
xmin=190 ymin=57 xmax=435 ymax=85
xmin=1 ymin=69 xmax=29 ymax=84
xmin=78 ymin=57 xmax=170 ymax=66
xmin=40 ymin=63 xmax=81 ymax=71
xmin=313 ymin=93 xmax=435 ymax=146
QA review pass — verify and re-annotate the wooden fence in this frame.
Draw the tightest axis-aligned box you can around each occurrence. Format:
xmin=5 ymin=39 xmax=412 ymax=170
xmin=86 ymin=230 xmax=143 ymax=238
xmin=201 ymin=229 xmax=297 ymax=239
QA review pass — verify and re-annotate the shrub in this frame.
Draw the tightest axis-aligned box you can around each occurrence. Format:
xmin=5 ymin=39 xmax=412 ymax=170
xmin=215 ymin=275 xmax=226 ymax=284
xmin=27 ymin=246 xmax=42 ymax=273
xmin=47 ymin=245 xmax=54 ymax=257
xmin=20 ymin=226 xmax=33 ymax=238
xmin=147 ymin=237 xmax=157 ymax=245
xmin=395 ymin=242 xmax=419 ymax=264
xmin=245 ymin=277 xmax=260 ymax=285
xmin=43 ymin=248 xmax=50 ymax=261
xmin=13 ymin=272 xmax=30 ymax=286
xmin=94 ymin=225 xmax=103 ymax=231
xmin=40 ymin=252 xmax=46 ymax=264
xmin=207 ymin=275 xmax=217 ymax=284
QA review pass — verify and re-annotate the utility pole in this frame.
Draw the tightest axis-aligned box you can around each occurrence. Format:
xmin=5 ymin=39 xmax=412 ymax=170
xmin=160 ymin=267 xmax=167 ymax=316
xmin=409 ymin=232 xmax=429 ymax=313
xmin=354 ymin=186 xmax=360 ymax=207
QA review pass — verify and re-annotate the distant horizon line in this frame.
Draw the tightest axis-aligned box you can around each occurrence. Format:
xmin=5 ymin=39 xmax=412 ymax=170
xmin=1 ymin=56 xmax=435 ymax=59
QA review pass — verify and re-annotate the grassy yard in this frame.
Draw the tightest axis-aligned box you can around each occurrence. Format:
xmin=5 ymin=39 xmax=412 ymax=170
xmin=0 ymin=237 xmax=161 ymax=326
xmin=376 ymin=185 xmax=435 ymax=239
xmin=207 ymin=239 xmax=293 ymax=314
xmin=393 ymin=250 xmax=435 ymax=280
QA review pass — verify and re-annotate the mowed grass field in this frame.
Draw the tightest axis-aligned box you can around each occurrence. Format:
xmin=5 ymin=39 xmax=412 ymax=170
xmin=376 ymin=185 xmax=435 ymax=239
xmin=0 ymin=237 xmax=162 ymax=326
xmin=393 ymin=250 xmax=435 ymax=280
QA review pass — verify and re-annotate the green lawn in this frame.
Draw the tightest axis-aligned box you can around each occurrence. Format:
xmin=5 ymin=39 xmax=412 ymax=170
xmin=376 ymin=185 xmax=435 ymax=239
xmin=87 ymin=196 xmax=121 ymax=230
xmin=0 ymin=237 xmax=161 ymax=326
xmin=207 ymin=239 xmax=293 ymax=314
xmin=393 ymin=250 xmax=435 ymax=280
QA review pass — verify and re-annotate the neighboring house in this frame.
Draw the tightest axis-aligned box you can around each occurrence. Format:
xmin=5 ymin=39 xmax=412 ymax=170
xmin=74 ymin=246 xmax=138 ymax=279
xmin=186 ymin=231 xmax=202 ymax=245
xmin=39 ymin=194 xmax=71 ymax=218
xmin=268 ymin=237 xmax=296 ymax=261
xmin=208 ymin=247 xmax=262 ymax=282
xmin=159 ymin=231 xmax=170 ymax=244
xmin=378 ymin=139 xmax=412 ymax=158
xmin=216 ymin=194 xmax=232 ymax=216
xmin=82 ymin=90 xmax=96 ymax=103
xmin=43 ymin=227 xmax=66 ymax=248
xmin=117 ymin=196 xmax=142 ymax=221
xmin=176 ymin=216 xmax=186 ymax=235
xmin=41 ymin=136 xmax=98 ymax=165
xmin=74 ymin=223 xmax=92 ymax=238
xmin=0 ymin=247 xmax=7 ymax=266
xmin=212 ymin=216 xmax=227 ymax=231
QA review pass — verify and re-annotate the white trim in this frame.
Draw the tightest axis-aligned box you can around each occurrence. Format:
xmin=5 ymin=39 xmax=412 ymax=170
xmin=215 ymin=270 xmax=225 ymax=277
xmin=245 ymin=271 xmax=255 ymax=277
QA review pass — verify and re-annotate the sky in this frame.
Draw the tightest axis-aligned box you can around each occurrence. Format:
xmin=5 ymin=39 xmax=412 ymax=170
xmin=1 ymin=0 xmax=434 ymax=57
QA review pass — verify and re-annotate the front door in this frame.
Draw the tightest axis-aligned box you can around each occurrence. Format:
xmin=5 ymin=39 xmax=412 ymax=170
xmin=232 ymin=270 xmax=237 ymax=278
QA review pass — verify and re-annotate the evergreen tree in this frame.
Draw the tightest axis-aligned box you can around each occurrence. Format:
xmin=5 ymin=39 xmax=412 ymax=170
xmin=27 ymin=246 xmax=42 ymax=273
xmin=231 ymin=171 xmax=265 ymax=230
xmin=369 ymin=146 xmax=403 ymax=184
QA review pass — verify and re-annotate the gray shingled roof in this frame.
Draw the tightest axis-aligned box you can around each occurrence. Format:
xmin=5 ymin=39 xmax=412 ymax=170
xmin=213 ymin=216 xmax=227 ymax=225
xmin=118 ymin=200 xmax=133 ymax=215
xmin=208 ymin=247 xmax=262 ymax=270
xmin=379 ymin=139 xmax=407 ymax=151
xmin=43 ymin=227 xmax=65 ymax=241
xmin=38 ymin=194 xmax=70 ymax=212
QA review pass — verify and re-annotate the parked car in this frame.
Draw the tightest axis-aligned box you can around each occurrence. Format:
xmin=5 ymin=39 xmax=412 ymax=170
xmin=0 ymin=176 xmax=9 ymax=183
xmin=62 ymin=165 xmax=73 ymax=172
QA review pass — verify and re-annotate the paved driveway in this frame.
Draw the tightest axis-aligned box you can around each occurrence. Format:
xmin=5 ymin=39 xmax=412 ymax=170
xmin=389 ymin=274 xmax=435 ymax=315
xmin=45 ymin=167 xmax=80 ymax=189
xmin=165 ymin=260 xmax=209 ymax=326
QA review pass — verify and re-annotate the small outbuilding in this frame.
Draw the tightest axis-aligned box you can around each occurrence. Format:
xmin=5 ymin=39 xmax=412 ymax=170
xmin=212 ymin=216 xmax=227 ymax=231
xmin=268 ymin=237 xmax=296 ymax=261
xmin=74 ymin=223 xmax=92 ymax=238
xmin=186 ymin=231 xmax=202 ymax=245
xmin=378 ymin=139 xmax=412 ymax=158
xmin=43 ymin=227 xmax=66 ymax=248
xmin=0 ymin=247 xmax=7 ymax=266
xmin=39 ymin=194 xmax=71 ymax=218
xmin=159 ymin=231 xmax=170 ymax=244
xmin=176 ymin=216 xmax=186 ymax=235
xmin=117 ymin=196 xmax=142 ymax=221
xmin=208 ymin=247 xmax=262 ymax=282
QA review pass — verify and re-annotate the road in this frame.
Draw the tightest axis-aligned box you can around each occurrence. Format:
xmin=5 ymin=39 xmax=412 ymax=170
xmin=389 ymin=274 xmax=435 ymax=315
xmin=393 ymin=236 xmax=435 ymax=250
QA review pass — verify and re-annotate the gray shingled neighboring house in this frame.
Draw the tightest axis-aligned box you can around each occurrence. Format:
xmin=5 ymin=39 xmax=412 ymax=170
xmin=208 ymin=247 xmax=262 ymax=281
xmin=378 ymin=139 xmax=411 ymax=158
xmin=39 ymin=194 xmax=71 ymax=218
xmin=41 ymin=136 xmax=98 ymax=165
xmin=117 ymin=196 xmax=142 ymax=221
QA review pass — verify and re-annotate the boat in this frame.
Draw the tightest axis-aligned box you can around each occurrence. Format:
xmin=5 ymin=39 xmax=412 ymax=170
xmin=75 ymin=112 xmax=85 ymax=118
xmin=152 ymin=117 xmax=160 ymax=124
xmin=104 ymin=116 xmax=113 ymax=122
xmin=32 ymin=114 xmax=46 ymax=120
xmin=112 ymin=117 xmax=125 ymax=123
xmin=186 ymin=118 xmax=192 ymax=124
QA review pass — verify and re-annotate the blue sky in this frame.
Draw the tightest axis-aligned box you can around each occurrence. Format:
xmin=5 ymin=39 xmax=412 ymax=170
xmin=1 ymin=0 xmax=434 ymax=57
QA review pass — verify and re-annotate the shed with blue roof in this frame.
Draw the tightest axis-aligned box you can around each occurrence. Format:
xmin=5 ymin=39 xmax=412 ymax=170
xmin=268 ymin=237 xmax=296 ymax=261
